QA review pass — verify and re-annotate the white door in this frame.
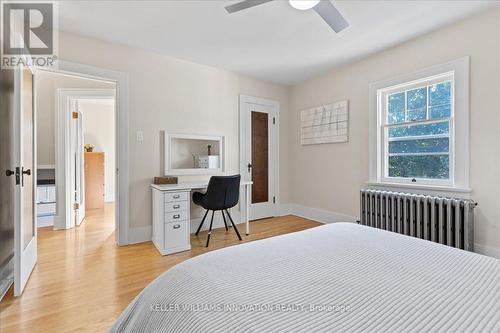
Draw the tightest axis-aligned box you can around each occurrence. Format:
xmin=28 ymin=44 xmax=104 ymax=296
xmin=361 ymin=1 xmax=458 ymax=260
xmin=241 ymin=96 xmax=279 ymax=221
xmin=13 ymin=65 xmax=37 ymax=296
xmin=70 ymin=100 xmax=85 ymax=226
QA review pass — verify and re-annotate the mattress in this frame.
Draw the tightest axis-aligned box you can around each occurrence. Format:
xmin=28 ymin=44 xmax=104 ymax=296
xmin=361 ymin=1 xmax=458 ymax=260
xmin=110 ymin=222 xmax=500 ymax=332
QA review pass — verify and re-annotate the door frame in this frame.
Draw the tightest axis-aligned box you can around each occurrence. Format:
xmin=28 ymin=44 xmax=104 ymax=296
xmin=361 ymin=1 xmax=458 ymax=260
xmin=72 ymin=105 xmax=85 ymax=226
xmin=37 ymin=60 xmax=129 ymax=246
xmin=55 ymin=89 xmax=115 ymax=230
xmin=239 ymin=95 xmax=280 ymax=219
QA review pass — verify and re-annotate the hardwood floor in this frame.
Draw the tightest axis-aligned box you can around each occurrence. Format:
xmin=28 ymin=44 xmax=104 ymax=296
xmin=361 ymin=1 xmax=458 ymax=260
xmin=0 ymin=204 xmax=321 ymax=332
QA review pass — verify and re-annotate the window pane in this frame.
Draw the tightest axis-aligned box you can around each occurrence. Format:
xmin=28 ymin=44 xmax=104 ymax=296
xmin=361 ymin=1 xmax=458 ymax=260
xmin=429 ymin=104 xmax=451 ymax=119
xmin=388 ymin=121 xmax=449 ymax=138
xmin=388 ymin=155 xmax=449 ymax=179
xmin=388 ymin=92 xmax=405 ymax=124
xmin=407 ymin=87 xmax=427 ymax=111
xmin=389 ymin=138 xmax=449 ymax=154
xmin=407 ymin=108 xmax=426 ymax=121
xmin=429 ymin=81 xmax=451 ymax=106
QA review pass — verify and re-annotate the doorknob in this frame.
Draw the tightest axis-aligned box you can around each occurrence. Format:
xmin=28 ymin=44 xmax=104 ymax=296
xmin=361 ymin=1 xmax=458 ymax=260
xmin=21 ymin=167 xmax=31 ymax=187
xmin=247 ymin=163 xmax=252 ymax=173
xmin=6 ymin=167 xmax=20 ymax=185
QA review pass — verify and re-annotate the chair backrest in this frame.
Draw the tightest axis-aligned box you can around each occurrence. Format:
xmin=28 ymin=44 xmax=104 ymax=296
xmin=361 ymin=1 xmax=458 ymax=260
xmin=204 ymin=174 xmax=241 ymax=210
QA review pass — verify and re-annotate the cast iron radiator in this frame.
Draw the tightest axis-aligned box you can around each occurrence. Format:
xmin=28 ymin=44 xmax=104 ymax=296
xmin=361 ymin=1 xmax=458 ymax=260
xmin=359 ymin=189 xmax=477 ymax=251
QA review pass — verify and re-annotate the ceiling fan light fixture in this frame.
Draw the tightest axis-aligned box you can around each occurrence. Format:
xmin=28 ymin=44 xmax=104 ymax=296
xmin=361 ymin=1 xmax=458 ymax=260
xmin=289 ymin=0 xmax=320 ymax=11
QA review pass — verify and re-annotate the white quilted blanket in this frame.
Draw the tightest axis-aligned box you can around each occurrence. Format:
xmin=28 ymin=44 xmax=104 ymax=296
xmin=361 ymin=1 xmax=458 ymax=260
xmin=110 ymin=223 xmax=500 ymax=332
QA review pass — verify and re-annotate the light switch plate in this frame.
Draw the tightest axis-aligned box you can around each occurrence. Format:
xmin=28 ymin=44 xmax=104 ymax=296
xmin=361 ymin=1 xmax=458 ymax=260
xmin=136 ymin=130 xmax=143 ymax=142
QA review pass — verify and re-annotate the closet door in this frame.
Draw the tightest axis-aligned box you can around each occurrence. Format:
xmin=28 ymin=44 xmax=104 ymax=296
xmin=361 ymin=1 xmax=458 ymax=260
xmin=241 ymin=97 xmax=278 ymax=221
xmin=85 ymin=152 xmax=105 ymax=209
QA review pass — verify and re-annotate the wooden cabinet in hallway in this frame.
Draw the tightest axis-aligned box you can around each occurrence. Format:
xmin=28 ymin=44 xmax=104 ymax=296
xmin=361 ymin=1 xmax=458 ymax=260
xmin=84 ymin=152 xmax=105 ymax=209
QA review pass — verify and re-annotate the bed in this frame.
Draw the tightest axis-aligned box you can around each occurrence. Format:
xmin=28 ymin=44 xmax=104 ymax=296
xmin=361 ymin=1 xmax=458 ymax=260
xmin=110 ymin=222 xmax=500 ymax=332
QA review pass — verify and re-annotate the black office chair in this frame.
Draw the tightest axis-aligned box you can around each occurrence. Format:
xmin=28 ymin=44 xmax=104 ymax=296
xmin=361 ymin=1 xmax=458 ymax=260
xmin=193 ymin=175 xmax=242 ymax=247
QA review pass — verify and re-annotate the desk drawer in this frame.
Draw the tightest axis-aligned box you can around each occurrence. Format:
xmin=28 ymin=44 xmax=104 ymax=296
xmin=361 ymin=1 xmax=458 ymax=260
xmin=165 ymin=201 xmax=189 ymax=213
xmin=164 ymin=220 xmax=189 ymax=250
xmin=165 ymin=211 xmax=188 ymax=223
xmin=164 ymin=192 xmax=189 ymax=203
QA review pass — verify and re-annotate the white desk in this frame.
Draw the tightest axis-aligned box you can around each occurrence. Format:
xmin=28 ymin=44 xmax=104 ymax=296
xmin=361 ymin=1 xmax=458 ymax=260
xmin=151 ymin=180 xmax=252 ymax=255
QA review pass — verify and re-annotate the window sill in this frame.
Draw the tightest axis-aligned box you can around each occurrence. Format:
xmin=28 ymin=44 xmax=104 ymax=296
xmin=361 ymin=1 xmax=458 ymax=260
xmin=366 ymin=181 xmax=472 ymax=197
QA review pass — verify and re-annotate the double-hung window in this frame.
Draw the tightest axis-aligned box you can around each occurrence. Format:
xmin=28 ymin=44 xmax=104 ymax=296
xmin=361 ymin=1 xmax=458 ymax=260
xmin=370 ymin=58 xmax=470 ymax=191
xmin=383 ymin=74 xmax=453 ymax=183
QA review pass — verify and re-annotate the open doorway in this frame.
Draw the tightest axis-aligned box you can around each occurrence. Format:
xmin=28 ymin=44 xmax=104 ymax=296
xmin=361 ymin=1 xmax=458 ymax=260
xmin=2 ymin=60 xmax=127 ymax=298
xmin=35 ymin=71 xmax=116 ymax=234
xmin=76 ymin=98 xmax=116 ymax=222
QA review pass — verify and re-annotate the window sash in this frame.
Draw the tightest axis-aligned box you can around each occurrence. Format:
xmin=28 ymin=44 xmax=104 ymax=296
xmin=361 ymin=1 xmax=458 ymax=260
xmin=383 ymin=116 xmax=450 ymax=128
xmin=387 ymin=133 xmax=449 ymax=142
xmin=379 ymin=75 xmax=454 ymax=185
xmin=386 ymin=79 xmax=452 ymax=125
xmin=387 ymin=152 xmax=449 ymax=157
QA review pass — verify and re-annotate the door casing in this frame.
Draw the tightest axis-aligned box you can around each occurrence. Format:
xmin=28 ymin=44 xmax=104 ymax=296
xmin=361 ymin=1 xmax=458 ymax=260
xmin=70 ymin=103 xmax=85 ymax=226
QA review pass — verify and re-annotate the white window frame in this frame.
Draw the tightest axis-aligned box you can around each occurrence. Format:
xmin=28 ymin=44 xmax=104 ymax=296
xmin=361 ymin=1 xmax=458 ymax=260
xmin=369 ymin=57 xmax=470 ymax=193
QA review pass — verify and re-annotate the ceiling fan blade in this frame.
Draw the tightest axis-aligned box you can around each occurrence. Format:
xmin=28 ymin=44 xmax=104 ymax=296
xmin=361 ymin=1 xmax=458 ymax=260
xmin=225 ymin=0 xmax=274 ymax=13
xmin=313 ymin=0 xmax=349 ymax=33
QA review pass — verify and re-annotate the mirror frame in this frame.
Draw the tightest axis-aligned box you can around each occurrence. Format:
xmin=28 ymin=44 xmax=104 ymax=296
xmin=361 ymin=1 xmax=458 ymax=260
xmin=164 ymin=131 xmax=225 ymax=175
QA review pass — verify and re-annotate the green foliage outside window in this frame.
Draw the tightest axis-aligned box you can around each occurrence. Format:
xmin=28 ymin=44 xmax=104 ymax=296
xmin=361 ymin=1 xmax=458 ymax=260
xmin=386 ymin=81 xmax=452 ymax=180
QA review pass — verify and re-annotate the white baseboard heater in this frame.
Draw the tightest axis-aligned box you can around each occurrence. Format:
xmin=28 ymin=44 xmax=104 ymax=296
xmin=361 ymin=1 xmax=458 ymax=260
xmin=360 ymin=189 xmax=477 ymax=251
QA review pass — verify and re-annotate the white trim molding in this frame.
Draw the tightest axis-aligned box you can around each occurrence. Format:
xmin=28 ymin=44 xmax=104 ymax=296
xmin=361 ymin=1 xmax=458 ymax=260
xmin=369 ymin=57 xmax=470 ymax=194
xmin=127 ymin=226 xmax=152 ymax=245
xmin=38 ymin=60 xmax=130 ymax=246
xmin=291 ymin=204 xmax=358 ymax=224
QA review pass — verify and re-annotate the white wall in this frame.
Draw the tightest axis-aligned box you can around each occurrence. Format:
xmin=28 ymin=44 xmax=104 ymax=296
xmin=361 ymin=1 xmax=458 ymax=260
xmin=36 ymin=72 xmax=115 ymax=166
xmin=289 ymin=8 xmax=500 ymax=256
xmin=78 ymin=99 xmax=116 ymax=202
xmin=55 ymin=8 xmax=500 ymax=257
xmin=58 ymin=31 xmax=290 ymax=235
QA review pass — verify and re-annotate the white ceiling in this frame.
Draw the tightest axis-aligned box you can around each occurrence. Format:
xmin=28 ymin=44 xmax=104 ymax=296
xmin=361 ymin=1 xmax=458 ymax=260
xmin=59 ymin=1 xmax=498 ymax=85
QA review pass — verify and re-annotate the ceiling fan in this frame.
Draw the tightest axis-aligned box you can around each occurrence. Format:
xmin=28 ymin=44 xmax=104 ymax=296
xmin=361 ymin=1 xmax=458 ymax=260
xmin=225 ymin=0 xmax=349 ymax=33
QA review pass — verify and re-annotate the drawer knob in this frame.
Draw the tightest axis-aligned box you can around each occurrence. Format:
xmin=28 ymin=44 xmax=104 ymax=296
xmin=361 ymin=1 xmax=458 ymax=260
xmin=173 ymin=224 xmax=181 ymax=229
xmin=173 ymin=204 xmax=180 ymax=209
xmin=173 ymin=194 xmax=180 ymax=199
xmin=173 ymin=214 xmax=180 ymax=219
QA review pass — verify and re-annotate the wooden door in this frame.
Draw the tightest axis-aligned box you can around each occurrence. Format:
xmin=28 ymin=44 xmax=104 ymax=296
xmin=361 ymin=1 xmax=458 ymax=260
xmin=84 ymin=152 xmax=104 ymax=209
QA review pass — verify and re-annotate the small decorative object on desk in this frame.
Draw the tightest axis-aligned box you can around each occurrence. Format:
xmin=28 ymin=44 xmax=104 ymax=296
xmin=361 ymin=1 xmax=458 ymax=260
xmin=207 ymin=144 xmax=212 ymax=156
xmin=154 ymin=176 xmax=178 ymax=185
xmin=84 ymin=144 xmax=94 ymax=152
xmin=198 ymin=155 xmax=219 ymax=169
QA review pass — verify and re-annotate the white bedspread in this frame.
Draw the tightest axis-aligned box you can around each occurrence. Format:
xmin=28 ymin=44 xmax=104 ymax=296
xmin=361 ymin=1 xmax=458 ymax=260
xmin=110 ymin=223 xmax=500 ymax=332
